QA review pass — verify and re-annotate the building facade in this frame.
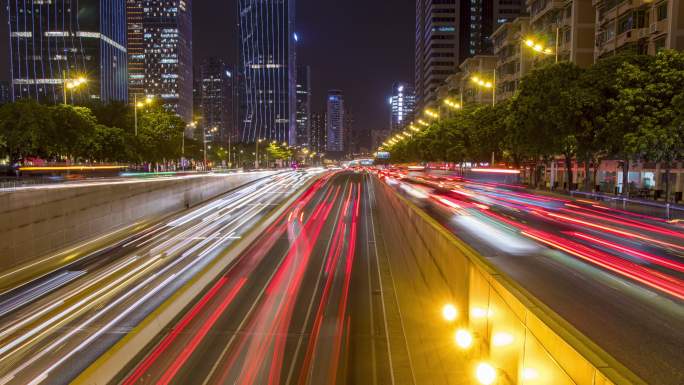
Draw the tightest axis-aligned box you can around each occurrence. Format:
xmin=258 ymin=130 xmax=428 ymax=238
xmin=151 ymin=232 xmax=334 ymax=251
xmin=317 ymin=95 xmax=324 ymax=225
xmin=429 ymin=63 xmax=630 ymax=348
xmin=8 ymin=0 xmax=128 ymax=103
xmin=326 ymin=90 xmax=345 ymax=153
xmin=296 ymin=66 xmax=312 ymax=147
xmin=127 ymin=0 xmax=145 ymax=97
xmin=238 ymin=0 xmax=297 ymax=144
xmin=526 ymin=0 xmax=595 ymax=67
xmin=310 ymin=112 xmax=326 ymax=153
xmin=491 ymin=16 xmax=533 ymax=101
xmin=415 ymin=0 xmax=463 ymax=109
xmin=390 ymin=82 xmax=416 ymax=133
xmin=0 ymin=81 xmax=10 ymax=105
xmin=415 ymin=0 xmax=525 ymax=110
xmin=594 ymin=0 xmax=684 ymax=59
xmin=198 ymin=58 xmax=234 ymax=144
xmin=139 ymin=0 xmax=193 ymax=123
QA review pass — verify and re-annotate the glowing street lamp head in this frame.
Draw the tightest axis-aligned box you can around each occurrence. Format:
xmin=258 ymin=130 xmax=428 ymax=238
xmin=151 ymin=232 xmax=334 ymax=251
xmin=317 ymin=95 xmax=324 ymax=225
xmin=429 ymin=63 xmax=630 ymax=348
xmin=442 ymin=304 xmax=458 ymax=321
xmin=525 ymin=39 xmax=534 ymax=47
xmin=475 ymin=363 xmax=497 ymax=385
xmin=455 ymin=329 xmax=473 ymax=349
xmin=534 ymin=44 xmax=543 ymax=52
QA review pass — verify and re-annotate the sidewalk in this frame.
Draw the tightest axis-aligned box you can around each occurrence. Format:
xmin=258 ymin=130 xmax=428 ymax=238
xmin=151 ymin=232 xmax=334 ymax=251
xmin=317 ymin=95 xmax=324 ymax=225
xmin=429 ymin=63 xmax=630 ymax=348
xmin=532 ymin=188 xmax=684 ymax=221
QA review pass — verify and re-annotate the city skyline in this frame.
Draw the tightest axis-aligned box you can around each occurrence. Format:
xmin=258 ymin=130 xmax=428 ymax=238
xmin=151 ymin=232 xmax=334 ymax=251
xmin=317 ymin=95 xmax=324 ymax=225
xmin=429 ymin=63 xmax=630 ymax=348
xmin=0 ymin=0 xmax=415 ymax=136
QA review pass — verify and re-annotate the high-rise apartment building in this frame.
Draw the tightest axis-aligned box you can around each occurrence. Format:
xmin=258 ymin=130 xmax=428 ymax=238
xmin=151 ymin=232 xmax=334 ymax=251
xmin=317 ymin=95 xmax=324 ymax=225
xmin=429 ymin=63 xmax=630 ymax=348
xmin=138 ymin=0 xmax=193 ymax=123
xmin=8 ymin=0 xmax=127 ymax=103
xmin=494 ymin=0 xmax=526 ymax=26
xmin=326 ymin=90 xmax=345 ymax=153
xmin=238 ymin=0 xmax=297 ymax=144
xmin=594 ymin=0 xmax=683 ymax=59
xmin=296 ymin=66 xmax=312 ymax=147
xmin=310 ymin=112 xmax=326 ymax=153
xmin=390 ymin=82 xmax=416 ymax=132
xmin=199 ymin=58 xmax=234 ymax=144
xmin=415 ymin=0 xmax=524 ymax=109
xmin=415 ymin=0 xmax=461 ymax=109
xmin=492 ymin=16 xmax=532 ymax=101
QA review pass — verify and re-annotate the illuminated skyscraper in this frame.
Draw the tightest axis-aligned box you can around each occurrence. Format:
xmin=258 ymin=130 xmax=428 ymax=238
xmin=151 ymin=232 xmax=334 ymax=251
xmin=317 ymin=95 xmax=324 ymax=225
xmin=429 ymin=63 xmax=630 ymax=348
xmin=296 ymin=66 xmax=311 ymax=147
xmin=310 ymin=112 xmax=326 ymax=153
xmin=140 ymin=0 xmax=193 ymax=123
xmin=326 ymin=90 xmax=345 ymax=153
xmin=126 ymin=0 xmax=145 ymax=97
xmin=8 ymin=0 xmax=127 ymax=103
xmin=390 ymin=82 xmax=415 ymax=132
xmin=238 ymin=0 xmax=297 ymax=143
xmin=199 ymin=57 xmax=235 ymax=144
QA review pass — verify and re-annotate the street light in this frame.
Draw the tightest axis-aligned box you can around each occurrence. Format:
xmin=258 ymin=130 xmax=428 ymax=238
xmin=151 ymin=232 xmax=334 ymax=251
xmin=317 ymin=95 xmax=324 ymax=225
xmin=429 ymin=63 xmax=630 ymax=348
xmin=455 ymin=329 xmax=474 ymax=349
xmin=204 ymin=126 xmax=218 ymax=169
xmin=424 ymin=108 xmax=439 ymax=119
xmin=134 ymin=95 xmax=154 ymax=136
xmin=255 ymin=138 xmax=263 ymax=168
xmin=475 ymin=363 xmax=497 ymax=385
xmin=62 ymin=72 xmax=87 ymax=105
xmin=471 ymin=73 xmax=496 ymax=107
xmin=442 ymin=304 xmax=458 ymax=322
xmin=524 ymin=37 xmax=556 ymax=61
xmin=443 ymin=98 xmax=462 ymax=110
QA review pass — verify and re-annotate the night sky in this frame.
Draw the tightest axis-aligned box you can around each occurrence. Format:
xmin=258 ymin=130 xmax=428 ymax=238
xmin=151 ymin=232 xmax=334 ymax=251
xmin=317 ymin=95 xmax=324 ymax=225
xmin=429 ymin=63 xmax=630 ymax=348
xmin=1 ymin=0 xmax=415 ymax=132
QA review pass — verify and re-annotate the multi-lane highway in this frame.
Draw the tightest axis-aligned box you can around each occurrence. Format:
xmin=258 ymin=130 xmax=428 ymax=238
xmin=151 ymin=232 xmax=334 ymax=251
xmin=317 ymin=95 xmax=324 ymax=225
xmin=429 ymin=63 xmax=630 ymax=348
xmin=119 ymin=171 xmax=394 ymax=385
xmin=1 ymin=168 xmax=681 ymax=384
xmin=0 ymin=171 xmax=317 ymax=385
xmin=378 ymin=169 xmax=684 ymax=385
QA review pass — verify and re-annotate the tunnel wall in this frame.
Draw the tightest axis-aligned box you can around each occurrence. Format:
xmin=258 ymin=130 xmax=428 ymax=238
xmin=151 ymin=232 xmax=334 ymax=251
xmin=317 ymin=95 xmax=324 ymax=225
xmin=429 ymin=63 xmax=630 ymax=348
xmin=372 ymin=177 xmax=644 ymax=385
xmin=0 ymin=172 xmax=279 ymax=289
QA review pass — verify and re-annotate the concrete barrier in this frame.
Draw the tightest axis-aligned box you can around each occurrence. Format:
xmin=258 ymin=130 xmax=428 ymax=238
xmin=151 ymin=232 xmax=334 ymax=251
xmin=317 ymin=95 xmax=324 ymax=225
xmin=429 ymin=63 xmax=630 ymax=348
xmin=0 ymin=172 xmax=279 ymax=292
xmin=372 ymin=177 xmax=644 ymax=385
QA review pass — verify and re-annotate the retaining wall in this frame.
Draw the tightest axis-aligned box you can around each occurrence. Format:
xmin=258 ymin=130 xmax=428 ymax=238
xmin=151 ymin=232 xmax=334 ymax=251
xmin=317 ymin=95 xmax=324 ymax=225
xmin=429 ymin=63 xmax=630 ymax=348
xmin=0 ymin=172 xmax=278 ymax=290
xmin=372 ymin=177 xmax=643 ymax=385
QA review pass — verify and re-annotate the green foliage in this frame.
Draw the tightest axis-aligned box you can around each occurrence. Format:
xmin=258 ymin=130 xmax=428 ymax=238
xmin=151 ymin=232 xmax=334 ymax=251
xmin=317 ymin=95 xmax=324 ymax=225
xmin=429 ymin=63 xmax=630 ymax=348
xmin=49 ymin=104 xmax=97 ymax=159
xmin=0 ymin=100 xmax=189 ymax=164
xmin=134 ymin=106 xmax=185 ymax=162
xmin=385 ymin=50 xmax=684 ymax=191
xmin=0 ymin=100 xmax=54 ymax=161
xmin=266 ymin=142 xmax=293 ymax=161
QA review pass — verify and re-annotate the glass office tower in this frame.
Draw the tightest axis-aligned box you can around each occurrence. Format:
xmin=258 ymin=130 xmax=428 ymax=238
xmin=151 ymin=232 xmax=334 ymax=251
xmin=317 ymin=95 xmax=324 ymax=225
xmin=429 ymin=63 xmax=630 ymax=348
xmin=8 ymin=0 xmax=128 ymax=103
xmin=238 ymin=0 xmax=297 ymax=143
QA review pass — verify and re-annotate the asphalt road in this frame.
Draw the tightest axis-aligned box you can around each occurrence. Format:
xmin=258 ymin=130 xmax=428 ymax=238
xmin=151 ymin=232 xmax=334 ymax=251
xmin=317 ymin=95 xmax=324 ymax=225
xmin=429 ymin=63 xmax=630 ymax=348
xmin=0 ymin=171 xmax=317 ymax=385
xmin=120 ymin=171 xmax=397 ymax=385
xmin=378 ymin=169 xmax=684 ymax=385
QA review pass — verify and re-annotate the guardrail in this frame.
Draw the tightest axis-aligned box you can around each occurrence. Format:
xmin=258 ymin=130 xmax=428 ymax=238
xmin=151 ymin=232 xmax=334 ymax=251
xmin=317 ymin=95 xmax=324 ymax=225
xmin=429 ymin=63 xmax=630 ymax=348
xmin=373 ymin=177 xmax=645 ymax=385
xmin=568 ymin=190 xmax=684 ymax=221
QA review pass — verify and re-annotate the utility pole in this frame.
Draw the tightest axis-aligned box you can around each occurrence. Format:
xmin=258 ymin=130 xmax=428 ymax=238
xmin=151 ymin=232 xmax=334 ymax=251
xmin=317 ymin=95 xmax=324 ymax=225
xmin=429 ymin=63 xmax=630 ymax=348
xmin=62 ymin=71 xmax=68 ymax=105
xmin=134 ymin=94 xmax=138 ymax=136
xmin=203 ymin=125 xmax=208 ymax=170
xmin=555 ymin=26 xmax=560 ymax=64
